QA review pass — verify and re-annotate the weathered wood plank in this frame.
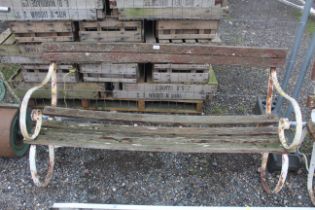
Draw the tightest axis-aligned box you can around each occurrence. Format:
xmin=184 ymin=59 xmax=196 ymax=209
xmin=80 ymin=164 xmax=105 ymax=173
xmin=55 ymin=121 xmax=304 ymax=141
xmin=115 ymin=83 xmax=217 ymax=100
xmin=0 ymin=0 xmax=104 ymax=20
xmin=40 ymin=43 xmax=287 ymax=67
xmin=28 ymin=127 xmax=284 ymax=154
xmin=43 ymin=107 xmax=279 ymax=126
xmin=113 ymin=0 xmax=216 ymax=8
xmin=0 ymin=0 xmax=104 ymax=9
xmin=0 ymin=28 xmax=12 ymax=45
xmin=117 ymin=8 xmax=222 ymax=20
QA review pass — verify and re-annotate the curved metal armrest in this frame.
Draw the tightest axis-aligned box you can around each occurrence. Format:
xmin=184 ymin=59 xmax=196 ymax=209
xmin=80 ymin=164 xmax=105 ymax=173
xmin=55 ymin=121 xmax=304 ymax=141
xmin=19 ymin=63 xmax=57 ymax=140
xmin=271 ymin=70 xmax=303 ymax=150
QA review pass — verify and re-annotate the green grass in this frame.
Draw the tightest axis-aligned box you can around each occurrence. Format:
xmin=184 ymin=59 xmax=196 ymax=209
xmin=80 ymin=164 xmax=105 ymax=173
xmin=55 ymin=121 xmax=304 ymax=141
xmin=211 ymin=105 xmax=227 ymax=115
xmin=293 ymin=10 xmax=315 ymax=34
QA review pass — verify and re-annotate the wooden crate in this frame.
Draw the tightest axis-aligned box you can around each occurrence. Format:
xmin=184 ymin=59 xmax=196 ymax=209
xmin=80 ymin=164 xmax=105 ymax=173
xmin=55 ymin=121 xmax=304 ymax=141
xmin=79 ymin=18 xmax=143 ymax=42
xmin=0 ymin=0 xmax=105 ymax=21
xmin=112 ymin=83 xmax=217 ymax=100
xmin=153 ymin=64 xmax=211 ymax=84
xmin=80 ymin=63 xmax=138 ymax=83
xmin=156 ymin=20 xmax=220 ymax=44
xmin=21 ymin=64 xmax=78 ymax=83
xmin=9 ymin=21 xmax=75 ymax=43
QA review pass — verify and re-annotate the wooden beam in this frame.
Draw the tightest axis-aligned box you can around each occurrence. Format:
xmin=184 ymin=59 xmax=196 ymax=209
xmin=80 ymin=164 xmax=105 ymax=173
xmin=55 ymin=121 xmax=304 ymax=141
xmin=40 ymin=43 xmax=287 ymax=67
xmin=43 ymin=107 xmax=279 ymax=126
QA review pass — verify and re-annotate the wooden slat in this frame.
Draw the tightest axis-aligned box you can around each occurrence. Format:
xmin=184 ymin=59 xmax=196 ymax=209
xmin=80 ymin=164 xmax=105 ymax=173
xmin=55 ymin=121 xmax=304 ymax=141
xmin=40 ymin=43 xmax=287 ymax=67
xmin=0 ymin=28 xmax=12 ymax=45
xmin=28 ymin=126 xmax=283 ymax=154
xmin=114 ymin=0 xmax=216 ymax=8
xmin=43 ymin=107 xmax=279 ymax=126
xmin=117 ymin=8 xmax=222 ymax=20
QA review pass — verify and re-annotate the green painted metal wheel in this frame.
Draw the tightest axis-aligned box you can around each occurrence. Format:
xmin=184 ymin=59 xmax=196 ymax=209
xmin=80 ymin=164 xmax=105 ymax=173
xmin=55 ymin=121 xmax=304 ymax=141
xmin=0 ymin=107 xmax=30 ymax=157
xmin=0 ymin=79 xmax=5 ymax=102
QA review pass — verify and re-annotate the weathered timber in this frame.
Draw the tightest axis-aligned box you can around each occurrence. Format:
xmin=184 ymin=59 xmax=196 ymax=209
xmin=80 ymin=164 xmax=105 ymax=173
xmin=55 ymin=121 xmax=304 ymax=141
xmin=113 ymin=0 xmax=216 ymax=8
xmin=116 ymin=8 xmax=222 ymax=20
xmin=0 ymin=0 xmax=104 ymax=20
xmin=43 ymin=106 xmax=279 ymax=127
xmin=40 ymin=43 xmax=287 ymax=67
xmin=114 ymin=83 xmax=217 ymax=100
xmin=27 ymin=120 xmax=284 ymax=153
xmin=0 ymin=28 xmax=12 ymax=45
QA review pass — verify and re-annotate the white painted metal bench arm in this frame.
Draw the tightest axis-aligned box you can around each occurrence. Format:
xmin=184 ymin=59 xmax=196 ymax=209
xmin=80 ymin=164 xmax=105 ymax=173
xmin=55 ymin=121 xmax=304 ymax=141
xmin=19 ymin=63 xmax=57 ymax=140
xmin=19 ymin=63 xmax=57 ymax=187
xmin=271 ymin=70 xmax=303 ymax=151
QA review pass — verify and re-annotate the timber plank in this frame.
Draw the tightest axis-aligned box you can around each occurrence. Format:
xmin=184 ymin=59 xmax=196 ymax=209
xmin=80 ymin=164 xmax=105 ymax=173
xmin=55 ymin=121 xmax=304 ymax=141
xmin=40 ymin=43 xmax=287 ymax=67
xmin=28 ymin=127 xmax=284 ymax=154
xmin=43 ymin=107 xmax=279 ymax=126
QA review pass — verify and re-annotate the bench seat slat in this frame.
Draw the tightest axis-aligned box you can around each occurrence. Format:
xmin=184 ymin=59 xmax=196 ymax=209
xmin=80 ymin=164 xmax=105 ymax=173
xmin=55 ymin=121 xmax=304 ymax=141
xmin=43 ymin=106 xmax=279 ymax=127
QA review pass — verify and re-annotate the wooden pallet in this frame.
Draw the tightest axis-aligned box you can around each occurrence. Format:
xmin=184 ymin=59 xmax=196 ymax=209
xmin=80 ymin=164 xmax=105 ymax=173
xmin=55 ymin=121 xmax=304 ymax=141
xmin=112 ymin=83 xmax=217 ymax=100
xmin=80 ymin=63 xmax=138 ymax=83
xmin=31 ymin=98 xmax=204 ymax=114
xmin=0 ymin=0 xmax=105 ymax=21
xmin=156 ymin=20 xmax=220 ymax=43
xmin=21 ymin=64 xmax=78 ymax=83
xmin=79 ymin=18 xmax=143 ymax=42
xmin=153 ymin=64 xmax=211 ymax=84
xmin=9 ymin=21 xmax=74 ymax=43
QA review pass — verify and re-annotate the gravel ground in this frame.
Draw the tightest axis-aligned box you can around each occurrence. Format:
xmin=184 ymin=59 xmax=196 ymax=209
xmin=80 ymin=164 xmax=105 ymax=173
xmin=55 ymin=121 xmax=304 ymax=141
xmin=0 ymin=0 xmax=314 ymax=208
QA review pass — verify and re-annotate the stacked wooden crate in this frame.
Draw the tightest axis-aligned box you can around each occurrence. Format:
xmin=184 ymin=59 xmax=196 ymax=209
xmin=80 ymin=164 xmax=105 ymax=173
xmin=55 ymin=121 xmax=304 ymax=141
xmin=1 ymin=0 xmax=106 ymax=84
xmin=99 ymin=0 xmax=222 ymax=112
xmin=0 ymin=0 xmax=225 ymax=113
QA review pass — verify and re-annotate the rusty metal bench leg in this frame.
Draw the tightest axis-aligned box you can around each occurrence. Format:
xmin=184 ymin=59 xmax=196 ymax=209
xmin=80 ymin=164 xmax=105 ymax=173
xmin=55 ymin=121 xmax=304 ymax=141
xmin=19 ymin=63 xmax=57 ymax=187
xmin=308 ymin=142 xmax=315 ymax=205
xmin=260 ymin=68 xmax=303 ymax=194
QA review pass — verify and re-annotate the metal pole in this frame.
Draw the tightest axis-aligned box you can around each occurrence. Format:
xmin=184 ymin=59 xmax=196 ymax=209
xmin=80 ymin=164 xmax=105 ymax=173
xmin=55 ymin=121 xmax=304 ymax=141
xmin=286 ymin=30 xmax=315 ymax=118
xmin=275 ymin=0 xmax=313 ymax=114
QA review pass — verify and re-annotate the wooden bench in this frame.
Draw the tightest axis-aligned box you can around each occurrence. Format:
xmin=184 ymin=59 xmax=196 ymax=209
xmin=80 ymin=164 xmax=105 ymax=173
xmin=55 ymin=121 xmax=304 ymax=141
xmin=4 ymin=43 xmax=303 ymax=195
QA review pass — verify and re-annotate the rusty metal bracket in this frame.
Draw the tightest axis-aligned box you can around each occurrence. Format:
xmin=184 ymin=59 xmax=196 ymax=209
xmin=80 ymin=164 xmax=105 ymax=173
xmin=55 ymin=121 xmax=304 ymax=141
xmin=260 ymin=153 xmax=289 ymax=194
xmin=271 ymin=69 xmax=303 ymax=151
xmin=259 ymin=69 xmax=289 ymax=194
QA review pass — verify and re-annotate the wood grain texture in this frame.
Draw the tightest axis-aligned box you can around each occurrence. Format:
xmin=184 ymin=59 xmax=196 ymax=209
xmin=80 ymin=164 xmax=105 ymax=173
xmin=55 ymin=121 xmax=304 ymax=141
xmin=40 ymin=43 xmax=287 ymax=67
